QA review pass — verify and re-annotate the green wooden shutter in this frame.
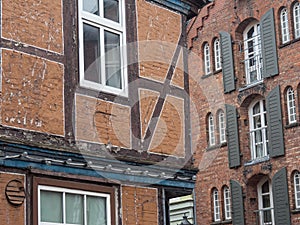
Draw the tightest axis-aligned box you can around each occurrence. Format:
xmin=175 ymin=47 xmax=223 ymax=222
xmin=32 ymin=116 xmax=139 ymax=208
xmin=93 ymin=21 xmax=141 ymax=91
xmin=261 ymin=8 xmax=279 ymax=78
xmin=230 ymin=180 xmax=245 ymax=225
xmin=220 ymin=31 xmax=235 ymax=93
xmin=266 ymin=85 xmax=284 ymax=157
xmin=225 ymin=104 xmax=240 ymax=168
xmin=272 ymin=167 xmax=291 ymax=225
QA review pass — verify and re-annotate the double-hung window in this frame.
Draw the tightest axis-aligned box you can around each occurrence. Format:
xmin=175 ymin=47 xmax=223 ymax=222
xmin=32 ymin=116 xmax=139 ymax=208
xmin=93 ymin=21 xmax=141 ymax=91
xmin=213 ymin=189 xmax=220 ymax=222
xmin=223 ymin=187 xmax=231 ymax=220
xmin=244 ymin=23 xmax=263 ymax=85
xmin=204 ymin=43 xmax=211 ymax=75
xmin=249 ymin=100 xmax=268 ymax=160
xmin=294 ymin=2 xmax=300 ymax=39
xmin=280 ymin=8 xmax=290 ymax=44
xmin=79 ymin=0 xmax=127 ymax=96
xmin=214 ymin=39 xmax=222 ymax=71
xmin=257 ymin=179 xmax=274 ymax=225
xmin=287 ymin=87 xmax=297 ymax=124
xmin=38 ymin=185 xmax=111 ymax=225
xmin=295 ymin=172 xmax=300 ymax=209
xmin=208 ymin=114 xmax=215 ymax=146
xmin=218 ymin=110 xmax=226 ymax=144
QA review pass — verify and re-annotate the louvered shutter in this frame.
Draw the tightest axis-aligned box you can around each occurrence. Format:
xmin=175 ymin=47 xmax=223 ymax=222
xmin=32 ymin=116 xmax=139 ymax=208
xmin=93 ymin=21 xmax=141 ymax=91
xmin=261 ymin=8 xmax=279 ymax=78
xmin=220 ymin=31 xmax=235 ymax=93
xmin=225 ymin=104 xmax=240 ymax=168
xmin=230 ymin=180 xmax=245 ymax=225
xmin=266 ymin=85 xmax=284 ymax=157
xmin=272 ymin=167 xmax=291 ymax=225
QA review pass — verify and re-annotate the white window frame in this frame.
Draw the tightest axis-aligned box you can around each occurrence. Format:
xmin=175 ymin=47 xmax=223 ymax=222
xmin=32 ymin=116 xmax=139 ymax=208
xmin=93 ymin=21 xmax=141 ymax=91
xmin=243 ymin=23 xmax=263 ymax=85
xmin=280 ymin=8 xmax=290 ymax=44
xmin=214 ymin=39 xmax=222 ymax=71
xmin=208 ymin=114 xmax=215 ymax=146
xmin=38 ymin=185 xmax=111 ymax=225
xmin=218 ymin=110 xmax=226 ymax=144
xmin=295 ymin=172 xmax=300 ymax=209
xmin=224 ymin=187 xmax=231 ymax=220
xmin=257 ymin=178 xmax=274 ymax=225
xmin=204 ymin=43 xmax=211 ymax=75
xmin=287 ymin=87 xmax=297 ymax=124
xmin=213 ymin=189 xmax=221 ymax=222
xmin=78 ymin=0 xmax=128 ymax=96
xmin=294 ymin=2 xmax=300 ymax=39
xmin=249 ymin=100 xmax=268 ymax=160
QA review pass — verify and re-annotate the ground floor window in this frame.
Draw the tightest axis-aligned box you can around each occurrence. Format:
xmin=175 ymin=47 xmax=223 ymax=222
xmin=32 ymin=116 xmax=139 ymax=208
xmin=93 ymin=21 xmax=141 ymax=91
xmin=34 ymin=178 xmax=115 ymax=225
xmin=257 ymin=179 xmax=274 ymax=225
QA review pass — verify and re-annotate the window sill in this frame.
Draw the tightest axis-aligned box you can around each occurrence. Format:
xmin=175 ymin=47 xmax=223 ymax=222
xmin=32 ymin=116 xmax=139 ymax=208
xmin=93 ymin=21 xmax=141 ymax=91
xmin=213 ymin=69 xmax=222 ymax=75
xmin=211 ymin=220 xmax=232 ymax=225
xmin=244 ymin=155 xmax=270 ymax=166
xmin=206 ymin=142 xmax=227 ymax=151
xmin=291 ymin=37 xmax=300 ymax=44
xmin=201 ymin=72 xmax=213 ymax=79
xmin=285 ymin=122 xmax=299 ymax=129
xmin=279 ymin=40 xmax=292 ymax=48
xmin=291 ymin=208 xmax=300 ymax=214
xmin=238 ymin=80 xmax=264 ymax=92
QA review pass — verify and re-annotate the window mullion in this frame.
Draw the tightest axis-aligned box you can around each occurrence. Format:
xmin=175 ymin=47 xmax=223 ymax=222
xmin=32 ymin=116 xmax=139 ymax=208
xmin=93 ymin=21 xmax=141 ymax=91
xmin=84 ymin=195 xmax=87 ymax=225
xmin=63 ymin=192 xmax=66 ymax=225
xmin=100 ymin=28 xmax=106 ymax=87
xmin=99 ymin=0 xmax=104 ymax=18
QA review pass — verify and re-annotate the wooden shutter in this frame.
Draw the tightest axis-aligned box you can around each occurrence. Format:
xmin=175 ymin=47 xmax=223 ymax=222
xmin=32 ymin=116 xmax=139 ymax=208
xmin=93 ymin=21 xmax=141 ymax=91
xmin=272 ymin=167 xmax=291 ymax=225
xmin=261 ymin=8 xmax=279 ymax=78
xmin=220 ymin=31 xmax=235 ymax=93
xmin=266 ymin=85 xmax=284 ymax=157
xmin=225 ymin=104 xmax=240 ymax=168
xmin=230 ymin=180 xmax=245 ymax=225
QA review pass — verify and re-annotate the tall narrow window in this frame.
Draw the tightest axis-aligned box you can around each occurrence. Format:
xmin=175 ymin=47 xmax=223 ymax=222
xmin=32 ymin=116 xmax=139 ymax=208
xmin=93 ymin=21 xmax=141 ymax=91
xmin=294 ymin=2 xmax=300 ymax=39
xmin=79 ymin=0 xmax=127 ymax=96
xmin=287 ymin=87 xmax=297 ymax=124
xmin=218 ymin=110 xmax=226 ymax=144
xmin=280 ymin=8 xmax=290 ymax=44
xmin=204 ymin=43 xmax=211 ymax=75
xmin=295 ymin=172 xmax=300 ymax=209
xmin=244 ymin=23 xmax=262 ymax=85
xmin=223 ymin=187 xmax=231 ymax=220
xmin=213 ymin=189 xmax=221 ymax=222
xmin=208 ymin=114 xmax=215 ymax=146
xmin=214 ymin=39 xmax=222 ymax=71
xmin=257 ymin=179 xmax=274 ymax=225
xmin=249 ymin=100 xmax=268 ymax=160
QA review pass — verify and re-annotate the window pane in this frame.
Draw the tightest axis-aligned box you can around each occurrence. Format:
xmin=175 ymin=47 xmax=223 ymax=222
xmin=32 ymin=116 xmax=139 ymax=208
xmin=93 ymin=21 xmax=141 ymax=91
xmin=40 ymin=190 xmax=63 ymax=223
xmin=105 ymin=30 xmax=122 ymax=89
xmin=66 ymin=194 xmax=84 ymax=225
xmin=87 ymin=196 xmax=107 ymax=225
xmin=83 ymin=0 xmax=100 ymax=16
xmin=104 ymin=0 xmax=119 ymax=22
xmin=84 ymin=23 xmax=101 ymax=84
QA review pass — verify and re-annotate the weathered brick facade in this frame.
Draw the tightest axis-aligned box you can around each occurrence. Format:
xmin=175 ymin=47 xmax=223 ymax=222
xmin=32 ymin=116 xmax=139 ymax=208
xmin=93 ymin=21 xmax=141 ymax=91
xmin=188 ymin=0 xmax=300 ymax=224
xmin=0 ymin=0 xmax=209 ymax=224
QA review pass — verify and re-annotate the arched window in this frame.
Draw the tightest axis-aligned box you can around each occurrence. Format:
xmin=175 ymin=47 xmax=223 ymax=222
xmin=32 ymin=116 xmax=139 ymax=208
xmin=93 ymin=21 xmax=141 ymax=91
xmin=218 ymin=110 xmax=226 ymax=143
xmin=204 ymin=43 xmax=211 ymax=75
xmin=286 ymin=87 xmax=297 ymax=124
xmin=214 ymin=39 xmax=222 ymax=71
xmin=213 ymin=189 xmax=221 ymax=222
xmin=249 ymin=100 xmax=268 ymax=159
xmin=243 ymin=23 xmax=262 ymax=85
xmin=208 ymin=114 xmax=215 ymax=146
xmin=294 ymin=171 xmax=300 ymax=209
xmin=257 ymin=178 xmax=274 ymax=225
xmin=223 ymin=186 xmax=231 ymax=220
xmin=294 ymin=2 xmax=300 ymax=39
xmin=280 ymin=8 xmax=290 ymax=43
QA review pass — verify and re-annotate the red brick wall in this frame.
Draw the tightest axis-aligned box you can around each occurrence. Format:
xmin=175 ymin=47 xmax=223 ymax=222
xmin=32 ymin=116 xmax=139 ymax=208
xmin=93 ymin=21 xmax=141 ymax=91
xmin=188 ymin=0 xmax=300 ymax=224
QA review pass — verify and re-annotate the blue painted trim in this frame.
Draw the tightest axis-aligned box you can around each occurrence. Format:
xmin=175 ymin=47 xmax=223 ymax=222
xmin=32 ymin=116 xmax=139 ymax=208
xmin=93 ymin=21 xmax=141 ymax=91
xmin=0 ymin=159 xmax=195 ymax=189
xmin=149 ymin=0 xmax=191 ymax=15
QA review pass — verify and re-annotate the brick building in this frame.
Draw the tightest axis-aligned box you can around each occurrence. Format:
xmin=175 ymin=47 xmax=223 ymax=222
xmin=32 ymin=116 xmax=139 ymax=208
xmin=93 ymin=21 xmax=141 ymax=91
xmin=188 ymin=0 xmax=300 ymax=224
xmin=0 ymin=0 xmax=211 ymax=224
